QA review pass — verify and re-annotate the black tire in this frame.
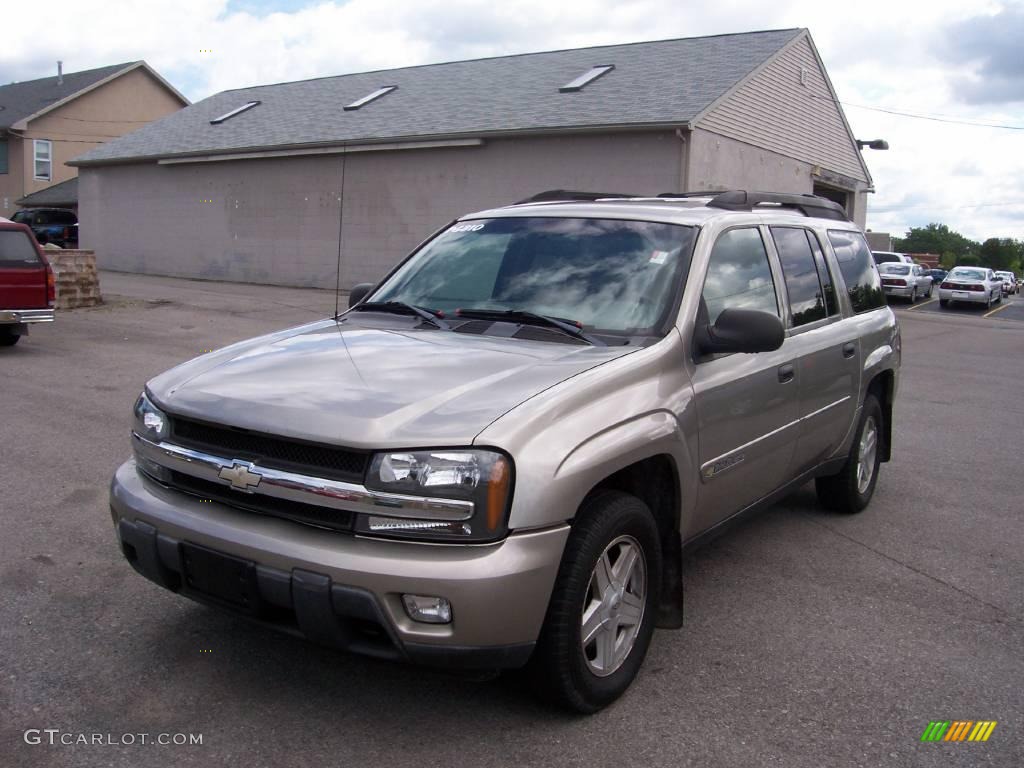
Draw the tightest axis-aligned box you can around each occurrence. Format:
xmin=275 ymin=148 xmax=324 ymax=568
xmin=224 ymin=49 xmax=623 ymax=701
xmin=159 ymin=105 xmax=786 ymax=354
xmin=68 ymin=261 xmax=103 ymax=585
xmin=0 ymin=328 xmax=20 ymax=347
xmin=815 ymin=394 xmax=883 ymax=514
xmin=926 ymin=284 xmax=933 ymax=298
xmin=939 ymin=298 xmax=949 ymax=308
xmin=909 ymin=287 xmax=917 ymax=303
xmin=531 ymin=491 xmax=661 ymax=713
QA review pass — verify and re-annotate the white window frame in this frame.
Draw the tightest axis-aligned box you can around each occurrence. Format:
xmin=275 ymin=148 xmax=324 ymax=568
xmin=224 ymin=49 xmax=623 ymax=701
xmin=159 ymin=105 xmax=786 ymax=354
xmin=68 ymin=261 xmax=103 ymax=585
xmin=33 ymin=139 xmax=52 ymax=181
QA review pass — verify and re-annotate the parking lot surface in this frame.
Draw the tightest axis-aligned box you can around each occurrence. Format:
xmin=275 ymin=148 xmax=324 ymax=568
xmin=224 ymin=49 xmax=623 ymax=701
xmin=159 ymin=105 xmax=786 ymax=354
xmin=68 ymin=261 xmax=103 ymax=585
xmin=2 ymin=272 xmax=1023 ymax=767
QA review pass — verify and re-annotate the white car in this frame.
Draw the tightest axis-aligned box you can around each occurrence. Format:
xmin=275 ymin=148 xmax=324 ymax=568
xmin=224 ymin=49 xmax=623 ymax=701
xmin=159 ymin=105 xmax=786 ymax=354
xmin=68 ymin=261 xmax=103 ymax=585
xmin=994 ymin=271 xmax=1018 ymax=296
xmin=872 ymin=251 xmax=915 ymax=266
xmin=878 ymin=262 xmax=933 ymax=302
xmin=938 ymin=267 xmax=1003 ymax=309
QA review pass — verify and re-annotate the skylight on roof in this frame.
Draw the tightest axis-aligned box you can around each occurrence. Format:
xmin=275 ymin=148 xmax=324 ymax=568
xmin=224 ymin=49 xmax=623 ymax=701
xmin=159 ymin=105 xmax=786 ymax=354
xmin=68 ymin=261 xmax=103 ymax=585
xmin=209 ymin=101 xmax=261 ymax=125
xmin=344 ymin=85 xmax=398 ymax=111
xmin=559 ymin=65 xmax=615 ymax=93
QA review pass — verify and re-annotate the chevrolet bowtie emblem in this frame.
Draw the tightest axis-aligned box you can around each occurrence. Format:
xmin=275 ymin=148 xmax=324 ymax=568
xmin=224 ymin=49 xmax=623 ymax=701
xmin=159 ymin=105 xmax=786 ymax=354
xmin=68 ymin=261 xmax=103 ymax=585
xmin=218 ymin=462 xmax=262 ymax=492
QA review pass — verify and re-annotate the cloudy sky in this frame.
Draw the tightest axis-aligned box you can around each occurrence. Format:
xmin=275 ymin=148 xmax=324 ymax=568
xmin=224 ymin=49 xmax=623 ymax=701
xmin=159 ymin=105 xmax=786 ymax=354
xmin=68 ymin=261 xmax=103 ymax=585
xmin=3 ymin=0 xmax=1022 ymax=241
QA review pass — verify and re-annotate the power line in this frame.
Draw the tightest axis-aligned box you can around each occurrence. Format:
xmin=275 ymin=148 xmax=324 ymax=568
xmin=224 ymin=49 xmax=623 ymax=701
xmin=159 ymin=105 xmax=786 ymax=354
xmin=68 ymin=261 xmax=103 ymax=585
xmin=805 ymin=91 xmax=1024 ymax=130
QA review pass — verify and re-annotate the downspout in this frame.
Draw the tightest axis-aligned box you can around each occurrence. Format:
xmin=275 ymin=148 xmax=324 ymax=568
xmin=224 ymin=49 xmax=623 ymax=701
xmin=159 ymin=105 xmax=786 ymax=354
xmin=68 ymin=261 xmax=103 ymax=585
xmin=675 ymin=125 xmax=693 ymax=193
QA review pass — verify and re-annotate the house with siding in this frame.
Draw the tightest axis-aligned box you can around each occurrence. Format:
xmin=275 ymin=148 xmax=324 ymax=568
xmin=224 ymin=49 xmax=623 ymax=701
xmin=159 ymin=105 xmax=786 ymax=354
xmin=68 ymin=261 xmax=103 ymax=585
xmin=70 ymin=29 xmax=875 ymax=288
xmin=0 ymin=61 xmax=188 ymax=215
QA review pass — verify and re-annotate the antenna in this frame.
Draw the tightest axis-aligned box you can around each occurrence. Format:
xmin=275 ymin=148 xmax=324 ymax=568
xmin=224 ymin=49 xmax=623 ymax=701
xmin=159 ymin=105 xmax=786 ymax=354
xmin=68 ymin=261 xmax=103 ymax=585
xmin=333 ymin=150 xmax=347 ymax=318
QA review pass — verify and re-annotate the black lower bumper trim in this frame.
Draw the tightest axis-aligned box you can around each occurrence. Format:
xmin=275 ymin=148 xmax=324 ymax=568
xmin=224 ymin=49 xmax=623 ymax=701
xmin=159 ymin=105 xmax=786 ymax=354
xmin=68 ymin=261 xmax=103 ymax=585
xmin=115 ymin=515 xmax=533 ymax=670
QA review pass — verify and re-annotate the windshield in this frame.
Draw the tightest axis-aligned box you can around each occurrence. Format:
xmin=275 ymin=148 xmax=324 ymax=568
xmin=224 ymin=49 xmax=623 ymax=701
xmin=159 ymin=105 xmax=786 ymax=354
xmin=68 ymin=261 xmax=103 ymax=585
xmin=370 ymin=217 xmax=696 ymax=336
xmin=949 ymin=268 xmax=985 ymax=280
xmin=878 ymin=264 xmax=910 ymax=275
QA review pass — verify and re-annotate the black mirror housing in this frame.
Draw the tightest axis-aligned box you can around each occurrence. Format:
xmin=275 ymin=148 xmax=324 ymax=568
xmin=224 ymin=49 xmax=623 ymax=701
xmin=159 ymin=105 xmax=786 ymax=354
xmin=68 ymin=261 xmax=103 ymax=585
xmin=348 ymin=283 xmax=374 ymax=308
xmin=696 ymin=308 xmax=785 ymax=356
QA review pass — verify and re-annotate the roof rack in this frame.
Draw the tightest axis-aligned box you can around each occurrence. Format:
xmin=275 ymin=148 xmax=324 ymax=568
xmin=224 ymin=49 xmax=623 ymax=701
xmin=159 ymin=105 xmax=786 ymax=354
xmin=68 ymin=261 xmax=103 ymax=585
xmin=671 ymin=190 xmax=850 ymax=221
xmin=515 ymin=189 xmax=638 ymax=205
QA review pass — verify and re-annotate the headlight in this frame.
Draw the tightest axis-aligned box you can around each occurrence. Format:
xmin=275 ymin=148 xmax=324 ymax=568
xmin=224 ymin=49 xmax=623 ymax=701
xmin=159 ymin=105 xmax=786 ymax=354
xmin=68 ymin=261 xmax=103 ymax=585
xmin=360 ymin=449 xmax=512 ymax=542
xmin=133 ymin=392 xmax=169 ymax=442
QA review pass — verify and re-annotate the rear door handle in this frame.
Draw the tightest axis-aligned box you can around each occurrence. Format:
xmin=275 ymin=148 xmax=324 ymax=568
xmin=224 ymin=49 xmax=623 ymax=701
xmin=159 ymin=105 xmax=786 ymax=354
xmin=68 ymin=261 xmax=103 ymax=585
xmin=842 ymin=342 xmax=857 ymax=359
xmin=778 ymin=363 xmax=795 ymax=383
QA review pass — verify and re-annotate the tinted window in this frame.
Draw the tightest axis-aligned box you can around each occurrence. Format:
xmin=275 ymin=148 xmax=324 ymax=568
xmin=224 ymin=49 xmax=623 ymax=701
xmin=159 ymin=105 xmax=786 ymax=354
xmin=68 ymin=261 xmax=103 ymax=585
xmin=806 ymin=231 xmax=838 ymax=317
xmin=374 ymin=217 xmax=696 ymax=336
xmin=829 ymin=231 xmax=885 ymax=313
xmin=878 ymin=264 xmax=910 ymax=275
xmin=702 ymin=227 xmax=778 ymax=324
xmin=949 ymin=268 xmax=986 ymax=281
xmin=35 ymin=210 xmax=76 ymax=226
xmin=0 ymin=230 xmax=41 ymax=266
xmin=771 ymin=227 xmax=826 ymax=326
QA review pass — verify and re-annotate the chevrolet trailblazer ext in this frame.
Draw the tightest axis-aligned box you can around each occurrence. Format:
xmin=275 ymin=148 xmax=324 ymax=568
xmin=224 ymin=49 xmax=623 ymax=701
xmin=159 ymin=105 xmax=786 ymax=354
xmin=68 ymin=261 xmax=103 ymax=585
xmin=111 ymin=190 xmax=899 ymax=712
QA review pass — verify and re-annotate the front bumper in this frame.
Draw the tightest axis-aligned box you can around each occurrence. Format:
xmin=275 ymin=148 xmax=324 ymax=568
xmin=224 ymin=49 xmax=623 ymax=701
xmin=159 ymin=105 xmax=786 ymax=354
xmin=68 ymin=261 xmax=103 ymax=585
xmin=110 ymin=460 xmax=568 ymax=669
xmin=0 ymin=308 xmax=54 ymax=325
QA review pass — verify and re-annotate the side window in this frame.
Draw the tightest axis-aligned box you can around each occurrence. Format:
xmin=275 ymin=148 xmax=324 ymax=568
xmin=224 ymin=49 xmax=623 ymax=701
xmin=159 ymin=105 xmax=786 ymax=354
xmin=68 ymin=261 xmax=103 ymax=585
xmin=806 ymin=231 xmax=838 ymax=316
xmin=702 ymin=227 xmax=778 ymax=324
xmin=827 ymin=230 xmax=885 ymax=313
xmin=770 ymin=227 xmax=826 ymax=327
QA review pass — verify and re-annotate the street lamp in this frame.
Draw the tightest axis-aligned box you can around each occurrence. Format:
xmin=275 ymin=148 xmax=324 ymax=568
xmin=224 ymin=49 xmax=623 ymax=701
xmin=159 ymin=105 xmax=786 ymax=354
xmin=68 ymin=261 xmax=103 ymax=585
xmin=857 ymin=139 xmax=889 ymax=150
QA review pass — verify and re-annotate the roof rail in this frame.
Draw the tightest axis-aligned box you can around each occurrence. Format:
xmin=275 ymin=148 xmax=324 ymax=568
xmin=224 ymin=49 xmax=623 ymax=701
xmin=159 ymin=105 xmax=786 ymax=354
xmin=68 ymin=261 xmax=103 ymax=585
xmin=697 ymin=190 xmax=850 ymax=221
xmin=516 ymin=189 xmax=638 ymax=205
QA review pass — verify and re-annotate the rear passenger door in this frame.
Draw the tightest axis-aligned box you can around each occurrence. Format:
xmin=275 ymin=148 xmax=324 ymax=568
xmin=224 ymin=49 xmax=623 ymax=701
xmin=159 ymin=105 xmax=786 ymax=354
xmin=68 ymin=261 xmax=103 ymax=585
xmin=689 ymin=226 xmax=800 ymax=533
xmin=769 ymin=226 xmax=859 ymax=474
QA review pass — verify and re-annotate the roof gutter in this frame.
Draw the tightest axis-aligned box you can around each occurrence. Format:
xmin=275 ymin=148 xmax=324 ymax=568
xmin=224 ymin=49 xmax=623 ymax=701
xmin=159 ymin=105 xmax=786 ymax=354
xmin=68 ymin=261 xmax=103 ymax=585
xmin=155 ymin=137 xmax=484 ymax=165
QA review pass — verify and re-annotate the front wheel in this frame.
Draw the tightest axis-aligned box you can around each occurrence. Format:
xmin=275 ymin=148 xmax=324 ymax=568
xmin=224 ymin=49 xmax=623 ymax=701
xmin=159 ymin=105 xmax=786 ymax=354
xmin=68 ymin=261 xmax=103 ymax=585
xmin=531 ymin=491 xmax=661 ymax=713
xmin=816 ymin=394 xmax=883 ymax=514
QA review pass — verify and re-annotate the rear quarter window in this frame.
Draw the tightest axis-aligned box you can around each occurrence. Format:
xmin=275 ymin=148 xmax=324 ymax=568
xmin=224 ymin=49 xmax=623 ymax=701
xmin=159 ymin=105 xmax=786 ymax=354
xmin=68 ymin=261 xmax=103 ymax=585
xmin=829 ymin=230 xmax=885 ymax=313
xmin=0 ymin=230 xmax=42 ymax=266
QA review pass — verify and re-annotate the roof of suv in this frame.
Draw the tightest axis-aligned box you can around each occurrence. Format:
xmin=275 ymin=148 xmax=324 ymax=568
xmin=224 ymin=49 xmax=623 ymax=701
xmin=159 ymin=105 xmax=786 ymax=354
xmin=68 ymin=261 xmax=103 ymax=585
xmin=466 ymin=190 xmax=857 ymax=228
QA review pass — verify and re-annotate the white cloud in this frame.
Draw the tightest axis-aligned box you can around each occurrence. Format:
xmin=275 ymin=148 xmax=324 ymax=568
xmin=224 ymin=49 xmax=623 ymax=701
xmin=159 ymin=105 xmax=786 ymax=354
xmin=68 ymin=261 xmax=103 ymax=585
xmin=2 ymin=0 xmax=1022 ymax=242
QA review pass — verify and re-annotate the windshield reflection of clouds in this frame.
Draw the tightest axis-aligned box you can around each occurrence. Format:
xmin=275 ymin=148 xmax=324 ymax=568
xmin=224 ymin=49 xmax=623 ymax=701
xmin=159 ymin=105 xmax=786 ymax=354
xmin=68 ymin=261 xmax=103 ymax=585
xmin=374 ymin=217 xmax=696 ymax=334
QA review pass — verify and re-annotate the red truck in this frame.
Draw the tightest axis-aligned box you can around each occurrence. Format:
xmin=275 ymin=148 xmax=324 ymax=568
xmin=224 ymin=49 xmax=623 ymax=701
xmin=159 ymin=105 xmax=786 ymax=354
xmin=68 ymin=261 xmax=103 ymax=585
xmin=0 ymin=218 xmax=55 ymax=346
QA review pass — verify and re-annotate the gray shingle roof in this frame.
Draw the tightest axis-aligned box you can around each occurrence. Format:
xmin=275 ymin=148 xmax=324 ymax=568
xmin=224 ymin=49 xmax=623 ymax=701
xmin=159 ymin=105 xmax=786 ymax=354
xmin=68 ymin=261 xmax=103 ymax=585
xmin=71 ymin=29 xmax=801 ymax=166
xmin=0 ymin=63 xmax=137 ymax=129
xmin=16 ymin=177 xmax=78 ymax=207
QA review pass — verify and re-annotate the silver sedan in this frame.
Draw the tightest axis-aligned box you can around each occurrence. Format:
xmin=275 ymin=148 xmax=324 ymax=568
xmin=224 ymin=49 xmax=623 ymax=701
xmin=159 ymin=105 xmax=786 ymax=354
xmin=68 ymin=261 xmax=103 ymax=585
xmin=878 ymin=262 xmax=933 ymax=303
xmin=938 ymin=267 xmax=1003 ymax=309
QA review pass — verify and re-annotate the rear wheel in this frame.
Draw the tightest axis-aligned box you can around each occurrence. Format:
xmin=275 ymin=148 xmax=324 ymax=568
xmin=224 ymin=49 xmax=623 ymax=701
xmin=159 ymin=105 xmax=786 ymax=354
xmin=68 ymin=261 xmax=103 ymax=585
xmin=0 ymin=328 xmax=21 ymax=347
xmin=909 ymin=287 xmax=917 ymax=303
xmin=531 ymin=491 xmax=660 ymax=713
xmin=939 ymin=298 xmax=949 ymax=308
xmin=816 ymin=394 xmax=883 ymax=514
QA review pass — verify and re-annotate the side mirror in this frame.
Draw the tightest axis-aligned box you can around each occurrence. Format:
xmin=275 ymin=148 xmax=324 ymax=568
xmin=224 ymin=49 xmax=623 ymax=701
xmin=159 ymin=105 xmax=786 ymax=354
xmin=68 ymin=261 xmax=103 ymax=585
xmin=696 ymin=308 xmax=785 ymax=356
xmin=348 ymin=282 xmax=374 ymax=308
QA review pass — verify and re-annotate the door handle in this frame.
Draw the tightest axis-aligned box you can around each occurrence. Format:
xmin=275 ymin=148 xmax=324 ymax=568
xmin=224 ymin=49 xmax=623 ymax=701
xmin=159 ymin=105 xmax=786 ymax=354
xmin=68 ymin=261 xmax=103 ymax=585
xmin=778 ymin=363 xmax=795 ymax=383
xmin=842 ymin=342 xmax=857 ymax=359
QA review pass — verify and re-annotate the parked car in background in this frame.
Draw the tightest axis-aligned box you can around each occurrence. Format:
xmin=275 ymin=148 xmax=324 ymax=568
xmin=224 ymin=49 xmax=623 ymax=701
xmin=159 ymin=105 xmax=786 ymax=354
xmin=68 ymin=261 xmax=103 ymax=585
xmin=927 ymin=268 xmax=947 ymax=285
xmin=938 ymin=267 xmax=1003 ymax=309
xmin=109 ymin=190 xmax=900 ymax=713
xmin=994 ymin=271 xmax=1018 ymax=296
xmin=872 ymin=251 xmax=914 ymax=266
xmin=878 ymin=262 xmax=933 ymax=302
xmin=0 ymin=219 xmax=56 ymax=346
xmin=10 ymin=208 xmax=79 ymax=249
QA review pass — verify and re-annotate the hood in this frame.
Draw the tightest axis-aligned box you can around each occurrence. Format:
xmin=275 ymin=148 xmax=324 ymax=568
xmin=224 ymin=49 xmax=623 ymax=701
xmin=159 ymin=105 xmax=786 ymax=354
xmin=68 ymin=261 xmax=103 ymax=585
xmin=147 ymin=318 xmax=637 ymax=448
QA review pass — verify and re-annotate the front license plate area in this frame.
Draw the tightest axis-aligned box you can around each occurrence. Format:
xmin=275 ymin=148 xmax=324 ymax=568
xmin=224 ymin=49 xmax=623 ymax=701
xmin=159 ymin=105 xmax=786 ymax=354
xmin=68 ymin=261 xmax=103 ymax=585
xmin=180 ymin=543 xmax=260 ymax=613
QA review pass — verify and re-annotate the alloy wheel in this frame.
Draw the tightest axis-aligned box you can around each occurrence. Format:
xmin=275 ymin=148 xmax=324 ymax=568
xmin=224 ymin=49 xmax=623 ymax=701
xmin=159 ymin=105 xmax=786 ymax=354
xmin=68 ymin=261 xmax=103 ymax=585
xmin=580 ymin=535 xmax=647 ymax=677
xmin=856 ymin=416 xmax=878 ymax=495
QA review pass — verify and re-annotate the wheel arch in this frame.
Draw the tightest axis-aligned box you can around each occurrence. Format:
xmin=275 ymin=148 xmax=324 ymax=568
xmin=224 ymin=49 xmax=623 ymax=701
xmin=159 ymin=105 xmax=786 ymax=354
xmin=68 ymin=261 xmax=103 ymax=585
xmin=866 ymin=369 xmax=895 ymax=463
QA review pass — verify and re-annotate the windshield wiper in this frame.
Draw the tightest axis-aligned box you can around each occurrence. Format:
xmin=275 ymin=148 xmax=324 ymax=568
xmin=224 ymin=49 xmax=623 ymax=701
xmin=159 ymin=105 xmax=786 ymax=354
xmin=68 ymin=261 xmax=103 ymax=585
xmin=350 ymin=301 xmax=450 ymax=330
xmin=454 ymin=308 xmax=605 ymax=346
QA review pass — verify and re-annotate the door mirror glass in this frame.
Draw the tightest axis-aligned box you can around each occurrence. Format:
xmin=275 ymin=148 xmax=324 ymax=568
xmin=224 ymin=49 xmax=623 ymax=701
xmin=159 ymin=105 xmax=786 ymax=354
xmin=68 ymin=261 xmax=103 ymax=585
xmin=696 ymin=308 xmax=784 ymax=356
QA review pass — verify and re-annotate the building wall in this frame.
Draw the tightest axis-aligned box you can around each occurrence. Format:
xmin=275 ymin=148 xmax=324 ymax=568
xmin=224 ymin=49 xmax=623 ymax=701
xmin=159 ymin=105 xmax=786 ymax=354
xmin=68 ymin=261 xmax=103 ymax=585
xmin=699 ymin=34 xmax=869 ymax=184
xmin=0 ymin=137 xmax=26 ymax=214
xmin=686 ymin=129 xmax=868 ymax=227
xmin=16 ymin=67 xmax=185 ymax=202
xmin=80 ymin=131 xmax=683 ymax=288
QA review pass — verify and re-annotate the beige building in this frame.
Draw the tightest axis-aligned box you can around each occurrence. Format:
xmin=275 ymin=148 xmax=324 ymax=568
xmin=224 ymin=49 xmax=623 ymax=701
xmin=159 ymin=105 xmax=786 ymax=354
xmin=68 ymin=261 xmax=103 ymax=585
xmin=0 ymin=61 xmax=187 ymax=214
xmin=73 ymin=29 xmax=878 ymax=289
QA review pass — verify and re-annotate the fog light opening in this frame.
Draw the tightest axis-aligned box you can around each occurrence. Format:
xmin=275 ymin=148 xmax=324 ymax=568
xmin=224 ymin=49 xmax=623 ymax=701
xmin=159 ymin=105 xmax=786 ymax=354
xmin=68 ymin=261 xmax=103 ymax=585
xmin=402 ymin=594 xmax=452 ymax=624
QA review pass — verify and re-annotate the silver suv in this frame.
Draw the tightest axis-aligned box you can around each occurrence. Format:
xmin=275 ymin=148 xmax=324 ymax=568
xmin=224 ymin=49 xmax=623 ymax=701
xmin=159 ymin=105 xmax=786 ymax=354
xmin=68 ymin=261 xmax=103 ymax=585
xmin=111 ymin=190 xmax=900 ymax=712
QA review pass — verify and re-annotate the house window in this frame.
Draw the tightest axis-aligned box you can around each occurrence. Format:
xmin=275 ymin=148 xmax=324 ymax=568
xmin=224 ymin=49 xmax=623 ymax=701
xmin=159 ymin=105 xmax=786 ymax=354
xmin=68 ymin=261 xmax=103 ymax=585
xmin=0 ymin=140 xmax=8 ymax=174
xmin=34 ymin=140 xmax=52 ymax=181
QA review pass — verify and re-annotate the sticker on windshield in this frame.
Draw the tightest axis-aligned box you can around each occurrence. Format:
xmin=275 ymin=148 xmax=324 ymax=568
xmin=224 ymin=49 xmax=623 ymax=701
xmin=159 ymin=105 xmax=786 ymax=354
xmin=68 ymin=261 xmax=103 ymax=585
xmin=649 ymin=250 xmax=670 ymax=264
xmin=450 ymin=223 xmax=485 ymax=233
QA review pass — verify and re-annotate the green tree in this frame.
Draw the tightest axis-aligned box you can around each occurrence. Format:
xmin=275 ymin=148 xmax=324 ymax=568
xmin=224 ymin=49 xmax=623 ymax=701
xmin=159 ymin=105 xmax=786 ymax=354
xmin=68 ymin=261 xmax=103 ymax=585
xmin=892 ymin=223 xmax=978 ymax=260
xmin=977 ymin=238 xmax=1024 ymax=272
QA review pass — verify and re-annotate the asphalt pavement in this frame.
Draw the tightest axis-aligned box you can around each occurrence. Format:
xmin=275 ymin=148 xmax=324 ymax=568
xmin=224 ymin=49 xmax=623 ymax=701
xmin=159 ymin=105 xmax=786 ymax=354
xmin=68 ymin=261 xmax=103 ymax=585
xmin=2 ymin=272 xmax=1023 ymax=767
